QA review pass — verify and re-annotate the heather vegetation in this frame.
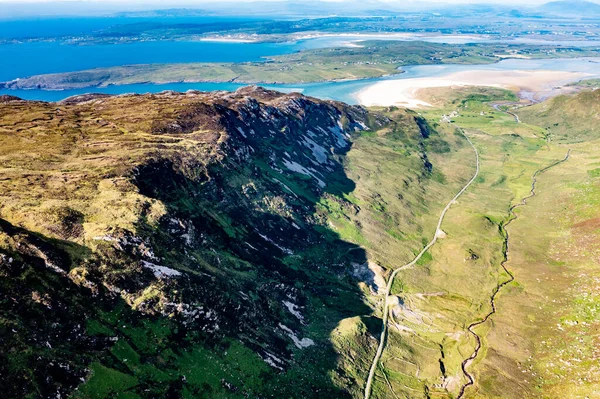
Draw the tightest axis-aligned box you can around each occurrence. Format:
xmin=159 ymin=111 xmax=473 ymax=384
xmin=0 ymin=88 xmax=475 ymax=398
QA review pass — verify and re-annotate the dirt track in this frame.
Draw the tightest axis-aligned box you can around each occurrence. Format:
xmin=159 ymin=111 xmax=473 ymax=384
xmin=364 ymin=129 xmax=480 ymax=399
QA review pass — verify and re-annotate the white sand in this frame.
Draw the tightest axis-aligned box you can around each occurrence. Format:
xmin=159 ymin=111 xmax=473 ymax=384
xmin=293 ymin=32 xmax=488 ymax=42
xmin=198 ymin=37 xmax=257 ymax=43
xmin=356 ymin=69 xmax=591 ymax=108
xmin=494 ymin=54 xmax=531 ymax=59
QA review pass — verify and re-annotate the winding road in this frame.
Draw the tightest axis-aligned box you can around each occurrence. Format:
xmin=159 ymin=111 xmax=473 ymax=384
xmin=364 ymin=129 xmax=480 ymax=399
xmin=491 ymin=103 xmax=521 ymax=123
xmin=456 ymin=149 xmax=571 ymax=399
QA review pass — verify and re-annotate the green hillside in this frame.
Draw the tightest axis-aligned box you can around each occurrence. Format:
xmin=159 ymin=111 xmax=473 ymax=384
xmin=517 ymin=89 xmax=600 ymax=143
xmin=0 ymin=88 xmax=472 ymax=398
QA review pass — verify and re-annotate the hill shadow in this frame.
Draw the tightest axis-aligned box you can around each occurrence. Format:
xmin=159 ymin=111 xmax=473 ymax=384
xmin=131 ymin=94 xmax=378 ymax=397
xmin=0 ymin=90 xmax=382 ymax=399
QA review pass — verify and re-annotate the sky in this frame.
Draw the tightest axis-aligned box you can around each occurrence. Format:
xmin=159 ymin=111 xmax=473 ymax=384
xmin=0 ymin=0 xmax=597 ymax=19
xmin=0 ymin=0 xmax=574 ymax=4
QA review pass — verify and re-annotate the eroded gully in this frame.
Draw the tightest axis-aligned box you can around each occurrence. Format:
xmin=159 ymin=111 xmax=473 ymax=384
xmin=456 ymin=149 xmax=571 ymax=399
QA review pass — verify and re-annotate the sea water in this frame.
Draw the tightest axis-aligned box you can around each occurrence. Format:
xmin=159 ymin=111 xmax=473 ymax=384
xmin=1 ymin=16 xmax=600 ymax=103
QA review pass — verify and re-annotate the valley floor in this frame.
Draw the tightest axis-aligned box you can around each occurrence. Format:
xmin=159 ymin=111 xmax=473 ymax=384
xmin=1 ymin=81 xmax=598 ymax=399
xmin=362 ymin=87 xmax=600 ymax=398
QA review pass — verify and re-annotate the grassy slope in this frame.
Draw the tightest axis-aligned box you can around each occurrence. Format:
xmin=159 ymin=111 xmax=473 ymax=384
xmin=371 ymin=93 xmax=553 ymax=398
xmin=0 ymin=90 xmax=476 ymax=398
xmin=517 ymin=89 xmax=600 ymax=144
xmin=470 ymin=90 xmax=600 ymax=399
xmin=567 ymin=78 xmax=600 ymax=88
xmin=2 ymin=86 xmax=598 ymax=399
xmin=326 ymin=110 xmax=478 ymax=397
xmin=362 ymin=87 xmax=599 ymax=398
xmin=0 ymin=91 xmax=380 ymax=398
xmin=472 ymin=139 xmax=600 ymax=399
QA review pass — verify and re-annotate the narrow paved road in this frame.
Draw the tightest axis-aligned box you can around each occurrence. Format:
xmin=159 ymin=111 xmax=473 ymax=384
xmin=507 ymin=111 xmax=521 ymax=124
xmin=491 ymin=103 xmax=520 ymax=123
xmin=456 ymin=149 xmax=571 ymax=399
xmin=364 ymin=129 xmax=480 ymax=399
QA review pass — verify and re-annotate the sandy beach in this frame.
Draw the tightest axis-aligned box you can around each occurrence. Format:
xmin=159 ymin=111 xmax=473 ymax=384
xmin=356 ymin=69 xmax=592 ymax=108
xmin=293 ymin=32 xmax=489 ymax=42
xmin=197 ymin=36 xmax=258 ymax=43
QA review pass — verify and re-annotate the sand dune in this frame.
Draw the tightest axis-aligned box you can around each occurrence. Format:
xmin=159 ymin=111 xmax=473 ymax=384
xmin=356 ymin=69 xmax=591 ymax=108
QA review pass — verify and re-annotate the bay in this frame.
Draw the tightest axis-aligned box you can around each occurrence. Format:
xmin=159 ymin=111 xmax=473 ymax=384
xmin=2 ymin=58 xmax=599 ymax=104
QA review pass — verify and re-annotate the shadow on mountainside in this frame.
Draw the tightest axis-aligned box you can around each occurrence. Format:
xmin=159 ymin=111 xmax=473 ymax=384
xmin=130 ymin=90 xmax=380 ymax=397
xmin=0 ymin=218 xmax=142 ymax=398
xmin=0 ymin=89 xmax=386 ymax=399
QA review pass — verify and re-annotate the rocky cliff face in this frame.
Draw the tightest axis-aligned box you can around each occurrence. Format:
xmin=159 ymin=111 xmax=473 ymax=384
xmin=0 ymin=87 xmax=396 ymax=398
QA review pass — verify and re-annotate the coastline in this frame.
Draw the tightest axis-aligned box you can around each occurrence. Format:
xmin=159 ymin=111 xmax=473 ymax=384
xmin=290 ymin=32 xmax=491 ymax=42
xmin=196 ymin=37 xmax=259 ymax=43
xmin=355 ymin=69 xmax=593 ymax=107
xmin=3 ymin=58 xmax=599 ymax=104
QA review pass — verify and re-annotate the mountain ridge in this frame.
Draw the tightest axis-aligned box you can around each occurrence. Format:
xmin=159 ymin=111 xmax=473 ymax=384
xmin=1 ymin=87 xmax=457 ymax=398
xmin=538 ymin=0 xmax=600 ymax=16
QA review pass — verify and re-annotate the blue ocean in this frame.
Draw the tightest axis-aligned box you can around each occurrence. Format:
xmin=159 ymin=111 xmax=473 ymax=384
xmin=1 ymin=16 xmax=600 ymax=103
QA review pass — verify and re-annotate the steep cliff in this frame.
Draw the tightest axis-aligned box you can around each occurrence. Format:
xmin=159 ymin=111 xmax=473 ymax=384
xmin=0 ymin=87 xmax=453 ymax=399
